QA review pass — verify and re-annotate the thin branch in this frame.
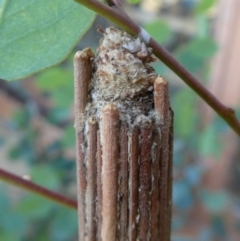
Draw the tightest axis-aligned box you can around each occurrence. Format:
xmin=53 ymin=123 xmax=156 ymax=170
xmin=0 ymin=168 xmax=77 ymax=209
xmin=74 ymin=0 xmax=240 ymax=136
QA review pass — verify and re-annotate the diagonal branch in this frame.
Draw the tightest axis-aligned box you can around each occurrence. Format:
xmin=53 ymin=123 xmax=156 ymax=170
xmin=75 ymin=0 xmax=240 ymax=136
xmin=0 ymin=168 xmax=77 ymax=210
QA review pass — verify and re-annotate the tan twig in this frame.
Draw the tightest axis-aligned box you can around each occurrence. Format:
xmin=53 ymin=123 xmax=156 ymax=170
xmin=128 ymin=126 xmax=140 ymax=241
xmin=97 ymin=131 xmax=103 ymax=241
xmin=74 ymin=48 xmax=94 ymax=240
xmin=138 ymin=120 xmax=153 ymax=240
xmin=119 ymin=124 xmax=129 ymax=241
xmin=86 ymin=117 xmax=98 ymax=241
xmin=154 ymin=77 xmax=171 ymax=240
xmin=150 ymin=130 xmax=161 ymax=241
xmin=101 ymin=104 xmax=120 ymax=241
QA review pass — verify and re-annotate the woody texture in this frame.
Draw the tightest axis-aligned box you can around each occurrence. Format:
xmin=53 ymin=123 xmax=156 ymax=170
xmin=74 ymin=27 xmax=173 ymax=241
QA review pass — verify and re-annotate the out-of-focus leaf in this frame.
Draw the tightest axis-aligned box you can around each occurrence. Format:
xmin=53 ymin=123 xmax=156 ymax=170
xmin=62 ymin=125 xmax=75 ymax=148
xmin=1 ymin=212 xmax=28 ymax=234
xmin=36 ymin=67 xmax=73 ymax=91
xmin=0 ymin=0 xmax=96 ymax=80
xmin=144 ymin=20 xmax=172 ymax=44
xmin=16 ymin=195 xmax=54 ymax=219
xmin=199 ymin=124 xmax=222 ymax=157
xmin=0 ymin=230 xmax=18 ymax=241
xmin=51 ymin=208 xmax=78 ymax=241
xmin=30 ymin=165 xmax=60 ymax=190
xmin=0 ymin=0 xmax=6 ymax=20
xmin=127 ymin=0 xmax=141 ymax=4
xmin=176 ymin=37 xmax=217 ymax=72
xmin=172 ymin=89 xmax=197 ymax=139
xmin=37 ymin=67 xmax=74 ymax=108
xmin=200 ymin=190 xmax=229 ymax=213
xmin=47 ymin=108 xmax=70 ymax=124
xmin=0 ymin=188 xmax=10 ymax=214
xmin=195 ymin=0 xmax=216 ymax=14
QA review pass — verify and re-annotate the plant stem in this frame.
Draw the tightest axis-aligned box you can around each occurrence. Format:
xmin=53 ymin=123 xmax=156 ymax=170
xmin=74 ymin=0 xmax=240 ymax=136
xmin=101 ymin=104 xmax=120 ymax=241
xmin=0 ymin=168 xmax=77 ymax=209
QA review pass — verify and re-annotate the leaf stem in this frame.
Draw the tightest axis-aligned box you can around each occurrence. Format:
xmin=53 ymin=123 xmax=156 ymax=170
xmin=75 ymin=0 xmax=240 ymax=136
xmin=0 ymin=168 xmax=77 ymax=210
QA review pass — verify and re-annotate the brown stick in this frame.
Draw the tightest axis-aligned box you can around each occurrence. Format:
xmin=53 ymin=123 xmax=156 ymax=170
xmin=154 ymin=77 xmax=170 ymax=240
xmin=138 ymin=120 xmax=153 ymax=241
xmin=86 ymin=117 xmax=98 ymax=241
xmin=101 ymin=104 xmax=120 ymax=241
xmin=74 ymin=48 xmax=94 ymax=241
xmin=129 ymin=126 xmax=140 ymax=241
xmin=76 ymin=132 xmax=87 ymax=240
xmin=97 ymin=131 xmax=102 ymax=241
xmin=74 ymin=48 xmax=94 ymax=131
xmin=167 ymin=109 xmax=174 ymax=241
xmin=150 ymin=130 xmax=161 ymax=241
xmin=119 ymin=124 xmax=129 ymax=241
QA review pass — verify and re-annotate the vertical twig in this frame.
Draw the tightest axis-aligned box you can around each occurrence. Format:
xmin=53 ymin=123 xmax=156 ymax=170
xmin=97 ymin=131 xmax=102 ymax=241
xmin=167 ymin=109 xmax=174 ymax=241
xmin=74 ymin=48 xmax=94 ymax=241
xmin=150 ymin=130 xmax=161 ymax=241
xmin=129 ymin=127 xmax=140 ymax=241
xmin=86 ymin=117 xmax=98 ymax=241
xmin=101 ymin=104 xmax=120 ymax=241
xmin=138 ymin=120 xmax=153 ymax=240
xmin=119 ymin=124 xmax=129 ymax=241
xmin=154 ymin=76 xmax=170 ymax=240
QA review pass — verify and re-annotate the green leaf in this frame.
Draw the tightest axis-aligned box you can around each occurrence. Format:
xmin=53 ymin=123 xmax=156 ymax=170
xmin=195 ymin=0 xmax=216 ymax=14
xmin=16 ymin=194 xmax=54 ymax=219
xmin=0 ymin=0 xmax=6 ymax=20
xmin=0 ymin=0 xmax=96 ymax=81
xmin=199 ymin=124 xmax=222 ymax=157
xmin=127 ymin=0 xmax=141 ymax=4
xmin=0 ymin=230 xmax=18 ymax=241
xmin=175 ymin=37 xmax=217 ymax=72
xmin=36 ymin=66 xmax=74 ymax=108
xmin=144 ymin=20 xmax=172 ymax=44
xmin=62 ymin=125 xmax=75 ymax=148
xmin=30 ymin=165 xmax=60 ymax=190
xmin=172 ymin=89 xmax=197 ymax=139
xmin=36 ymin=67 xmax=73 ymax=91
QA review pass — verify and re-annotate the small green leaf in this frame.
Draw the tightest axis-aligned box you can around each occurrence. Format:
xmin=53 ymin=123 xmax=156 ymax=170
xmin=175 ymin=37 xmax=217 ymax=72
xmin=16 ymin=194 xmax=54 ymax=219
xmin=144 ymin=20 xmax=172 ymax=44
xmin=127 ymin=0 xmax=141 ymax=4
xmin=172 ymin=89 xmax=197 ymax=139
xmin=195 ymin=0 xmax=216 ymax=14
xmin=30 ymin=165 xmax=60 ymax=190
xmin=62 ymin=125 xmax=75 ymax=148
xmin=199 ymin=124 xmax=222 ymax=157
xmin=0 ymin=0 xmax=96 ymax=80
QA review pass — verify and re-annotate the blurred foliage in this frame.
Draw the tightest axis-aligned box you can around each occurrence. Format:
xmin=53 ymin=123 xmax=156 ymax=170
xmin=127 ymin=0 xmax=141 ymax=4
